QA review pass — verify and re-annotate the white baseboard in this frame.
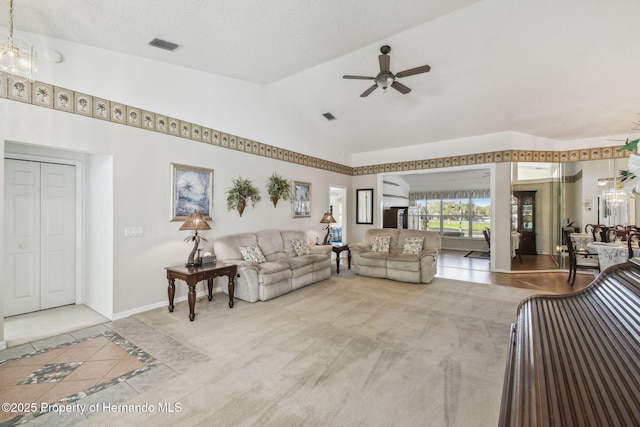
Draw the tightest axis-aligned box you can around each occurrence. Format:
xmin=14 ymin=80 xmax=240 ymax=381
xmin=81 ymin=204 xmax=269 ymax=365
xmin=110 ymin=286 xmax=222 ymax=320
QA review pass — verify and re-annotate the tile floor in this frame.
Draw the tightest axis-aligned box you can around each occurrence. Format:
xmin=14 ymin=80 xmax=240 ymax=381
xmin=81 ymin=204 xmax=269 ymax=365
xmin=0 ymin=329 xmax=157 ymax=425
xmin=0 ymin=315 xmax=209 ymax=426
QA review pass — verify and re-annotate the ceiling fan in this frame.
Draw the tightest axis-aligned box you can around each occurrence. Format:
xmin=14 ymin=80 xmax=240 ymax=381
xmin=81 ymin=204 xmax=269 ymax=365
xmin=343 ymin=45 xmax=431 ymax=97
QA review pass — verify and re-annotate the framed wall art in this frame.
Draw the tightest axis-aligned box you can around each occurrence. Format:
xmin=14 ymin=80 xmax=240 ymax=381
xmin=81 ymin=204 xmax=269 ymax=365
xmin=356 ymin=188 xmax=374 ymax=224
xmin=170 ymin=163 xmax=214 ymax=221
xmin=293 ymin=181 xmax=311 ymax=218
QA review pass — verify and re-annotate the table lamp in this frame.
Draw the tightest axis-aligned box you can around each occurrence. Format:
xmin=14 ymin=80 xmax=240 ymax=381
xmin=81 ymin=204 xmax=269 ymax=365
xmin=179 ymin=211 xmax=211 ymax=266
xmin=320 ymin=207 xmax=337 ymax=245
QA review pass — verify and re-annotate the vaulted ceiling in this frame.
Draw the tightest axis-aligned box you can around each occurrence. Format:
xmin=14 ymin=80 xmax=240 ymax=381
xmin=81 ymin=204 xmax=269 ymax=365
xmin=3 ymin=0 xmax=640 ymax=155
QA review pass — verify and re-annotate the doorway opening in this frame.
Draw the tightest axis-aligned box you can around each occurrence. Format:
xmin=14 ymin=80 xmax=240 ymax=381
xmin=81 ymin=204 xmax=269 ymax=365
xmin=329 ymin=186 xmax=346 ymax=244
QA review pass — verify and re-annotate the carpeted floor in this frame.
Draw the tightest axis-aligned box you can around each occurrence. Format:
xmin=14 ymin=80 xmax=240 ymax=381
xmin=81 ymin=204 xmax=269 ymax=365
xmin=464 ymin=250 xmax=490 ymax=259
xmin=75 ymin=270 xmax=541 ymax=427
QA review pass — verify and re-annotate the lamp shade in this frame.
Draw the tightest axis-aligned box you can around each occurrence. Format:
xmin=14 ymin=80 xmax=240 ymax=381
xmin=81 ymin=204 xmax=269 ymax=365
xmin=179 ymin=212 xmax=211 ymax=231
xmin=320 ymin=212 xmax=337 ymax=224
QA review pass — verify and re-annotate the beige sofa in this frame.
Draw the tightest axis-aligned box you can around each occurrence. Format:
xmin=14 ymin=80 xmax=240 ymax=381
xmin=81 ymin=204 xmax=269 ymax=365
xmin=350 ymin=228 xmax=441 ymax=283
xmin=213 ymin=229 xmax=331 ymax=302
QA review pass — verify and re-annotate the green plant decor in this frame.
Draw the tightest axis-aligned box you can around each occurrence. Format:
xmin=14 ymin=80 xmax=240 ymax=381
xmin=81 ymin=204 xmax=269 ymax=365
xmin=618 ymin=138 xmax=640 ymax=188
xmin=266 ymin=173 xmax=291 ymax=207
xmin=226 ymin=176 xmax=261 ymax=217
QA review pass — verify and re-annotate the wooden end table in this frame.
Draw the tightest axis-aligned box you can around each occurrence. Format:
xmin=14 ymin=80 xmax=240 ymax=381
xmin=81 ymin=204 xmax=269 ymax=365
xmin=332 ymin=244 xmax=351 ymax=273
xmin=165 ymin=263 xmax=237 ymax=321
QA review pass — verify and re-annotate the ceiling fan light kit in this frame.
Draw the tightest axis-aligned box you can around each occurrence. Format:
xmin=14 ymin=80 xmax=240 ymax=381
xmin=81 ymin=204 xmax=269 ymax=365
xmin=343 ymin=45 xmax=430 ymax=97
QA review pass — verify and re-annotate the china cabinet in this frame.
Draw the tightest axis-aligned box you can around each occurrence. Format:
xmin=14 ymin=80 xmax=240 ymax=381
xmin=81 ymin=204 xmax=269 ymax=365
xmin=512 ymin=191 xmax=537 ymax=255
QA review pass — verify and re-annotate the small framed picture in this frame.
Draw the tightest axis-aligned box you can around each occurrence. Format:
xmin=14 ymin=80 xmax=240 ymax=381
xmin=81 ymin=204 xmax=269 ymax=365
xmin=170 ymin=163 xmax=214 ymax=222
xmin=293 ymin=181 xmax=311 ymax=218
xmin=8 ymin=77 xmax=31 ymax=103
xmin=356 ymin=189 xmax=374 ymax=224
xmin=32 ymin=82 xmax=53 ymax=108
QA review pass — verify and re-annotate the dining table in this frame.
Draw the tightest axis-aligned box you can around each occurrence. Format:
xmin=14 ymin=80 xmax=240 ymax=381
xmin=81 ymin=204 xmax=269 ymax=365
xmin=586 ymin=241 xmax=640 ymax=271
xmin=511 ymin=232 xmax=520 ymax=258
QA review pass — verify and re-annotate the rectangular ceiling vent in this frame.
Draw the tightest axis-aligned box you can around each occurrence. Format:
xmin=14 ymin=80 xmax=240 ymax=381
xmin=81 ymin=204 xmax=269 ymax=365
xmin=149 ymin=38 xmax=180 ymax=51
xmin=322 ymin=112 xmax=336 ymax=121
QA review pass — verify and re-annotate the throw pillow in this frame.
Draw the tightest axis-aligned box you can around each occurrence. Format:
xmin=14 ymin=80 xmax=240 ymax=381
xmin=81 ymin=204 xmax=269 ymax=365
xmin=239 ymin=245 xmax=267 ymax=263
xmin=292 ymin=239 xmax=311 ymax=256
xmin=371 ymin=235 xmax=391 ymax=253
xmin=403 ymin=236 xmax=424 ymax=254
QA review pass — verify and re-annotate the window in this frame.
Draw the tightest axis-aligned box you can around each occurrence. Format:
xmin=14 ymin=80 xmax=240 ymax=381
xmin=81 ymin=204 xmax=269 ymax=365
xmin=409 ymin=190 xmax=490 ymax=239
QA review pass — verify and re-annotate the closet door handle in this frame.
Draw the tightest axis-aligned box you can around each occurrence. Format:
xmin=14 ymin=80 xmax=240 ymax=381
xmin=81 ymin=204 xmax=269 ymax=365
xmin=19 ymin=244 xmax=28 ymax=249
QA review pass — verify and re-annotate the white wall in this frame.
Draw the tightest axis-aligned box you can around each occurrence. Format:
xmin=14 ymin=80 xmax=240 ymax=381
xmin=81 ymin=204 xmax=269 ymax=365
xmin=493 ymin=162 xmax=513 ymax=272
xmin=381 ymin=175 xmax=409 ymax=209
xmin=85 ymin=154 xmax=113 ymax=318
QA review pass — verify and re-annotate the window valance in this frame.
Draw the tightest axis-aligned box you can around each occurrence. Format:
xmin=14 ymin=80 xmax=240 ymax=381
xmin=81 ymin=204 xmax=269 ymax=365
xmin=409 ymin=189 xmax=490 ymax=203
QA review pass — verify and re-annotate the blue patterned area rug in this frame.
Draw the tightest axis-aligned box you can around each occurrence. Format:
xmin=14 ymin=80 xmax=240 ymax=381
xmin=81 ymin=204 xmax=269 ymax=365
xmin=464 ymin=251 xmax=490 ymax=259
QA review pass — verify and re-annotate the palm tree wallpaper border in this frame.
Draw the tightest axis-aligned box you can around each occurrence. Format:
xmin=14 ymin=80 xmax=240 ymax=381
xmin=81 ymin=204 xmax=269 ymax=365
xmin=170 ymin=163 xmax=214 ymax=221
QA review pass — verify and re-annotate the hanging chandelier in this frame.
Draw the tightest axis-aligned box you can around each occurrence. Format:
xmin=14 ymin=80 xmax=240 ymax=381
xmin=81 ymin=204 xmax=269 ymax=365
xmin=0 ymin=0 xmax=37 ymax=81
xmin=604 ymin=188 xmax=627 ymax=207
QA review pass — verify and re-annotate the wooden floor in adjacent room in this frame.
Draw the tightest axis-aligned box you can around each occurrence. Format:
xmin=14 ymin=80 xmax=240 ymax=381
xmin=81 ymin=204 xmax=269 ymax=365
xmin=437 ymin=249 xmax=594 ymax=293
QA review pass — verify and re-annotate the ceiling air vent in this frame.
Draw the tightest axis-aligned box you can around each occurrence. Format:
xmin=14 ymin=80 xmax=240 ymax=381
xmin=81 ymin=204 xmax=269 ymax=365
xmin=322 ymin=112 xmax=336 ymax=121
xmin=149 ymin=38 xmax=179 ymax=52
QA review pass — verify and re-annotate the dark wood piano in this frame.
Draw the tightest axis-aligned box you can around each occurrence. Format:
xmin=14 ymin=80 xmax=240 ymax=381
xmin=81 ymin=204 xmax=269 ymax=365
xmin=499 ymin=259 xmax=640 ymax=426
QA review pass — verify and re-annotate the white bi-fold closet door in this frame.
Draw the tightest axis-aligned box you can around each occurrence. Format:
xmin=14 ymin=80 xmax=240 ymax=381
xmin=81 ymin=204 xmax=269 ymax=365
xmin=4 ymin=159 xmax=76 ymax=317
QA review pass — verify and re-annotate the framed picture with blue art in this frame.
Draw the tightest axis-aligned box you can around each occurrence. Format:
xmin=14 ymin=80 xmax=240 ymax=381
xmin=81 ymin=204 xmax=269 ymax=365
xmin=292 ymin=180 xmax=311 ymax=218
xmin=170 ymin=163 xmax=214 ymax=221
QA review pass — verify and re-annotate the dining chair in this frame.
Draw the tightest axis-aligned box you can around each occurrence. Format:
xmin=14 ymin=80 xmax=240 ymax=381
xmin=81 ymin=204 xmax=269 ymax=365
xmin=628 ymin=232 xmax=640 ymax=259
xmin=585 ymin=224 xmax=595 ymax=235
xmin=617 ymin=228 xmax=631 ymax=241
xmin=592 ymin=225 xmax=607 ymax=242
xmin=482 ymin=229 xmax=490 ymax=252
xmin=605 ymin=228 xmax=618 ymax=243
xmin=564 ymin=229 xmax=600 ymax=286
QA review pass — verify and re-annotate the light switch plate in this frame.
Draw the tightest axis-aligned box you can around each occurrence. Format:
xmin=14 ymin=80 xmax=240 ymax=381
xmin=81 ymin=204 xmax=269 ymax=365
xmin=124 ymin=226 xmax=144 ymax=237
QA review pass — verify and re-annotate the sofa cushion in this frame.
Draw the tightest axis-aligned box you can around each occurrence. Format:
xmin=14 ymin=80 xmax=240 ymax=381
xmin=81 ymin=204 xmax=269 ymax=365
xmin=363 ymin=229 xmax=399 ymax=251
xmin=256 ymin=262 xmax=292 ymax=286
xmin=292 ymin=239 xmax=311 ymax=256
xmin=283 ymin=256 xmax=315 ymax=277
xmin=255 ymin=229 xmax=287 ymax=261
xmin=387 ymin=254 xmax=422 ymax=272
xmin=283 ymin=255 xmax=312 ymax=269
xmin=213 ymin=232 xmax=258 ymax=261
xmin=239 ymin=245 xmax=267 ymax=263
xmin=399 ymin=229 xmax=440 ymax=254
xmin=280 ymin=230 xmax=310 ymax=257
xmin=359 ymin=252 xmax=388 ymax=268
xmin=402 ymin=236 xmax=424 ymax=254
xmin=371 ymin=235 xmax=391 ymax=253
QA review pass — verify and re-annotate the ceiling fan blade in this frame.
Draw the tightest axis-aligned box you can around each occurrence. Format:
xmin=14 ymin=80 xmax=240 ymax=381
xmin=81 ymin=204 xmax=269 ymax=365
xmin=391 ymin=81 xmax=411 ymax=94
xmin=343 ymin=75 xmax=374 ymax=80
xmin=360 ymin=84 xmax=378 ymax=97
xmin=379 ymin=54 xmax=390 ymax=72
xmin=396 ymin=64 xmax=431 ymax=78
